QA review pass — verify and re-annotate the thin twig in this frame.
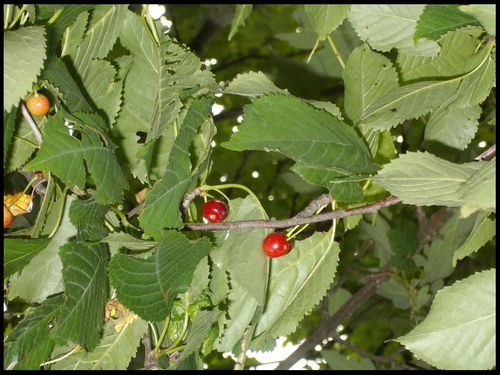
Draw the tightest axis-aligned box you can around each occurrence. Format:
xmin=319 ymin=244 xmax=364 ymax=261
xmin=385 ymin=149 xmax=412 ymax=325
xmin=234 ymin=325 xmax=254 ymax=370
xmin=474 ymin=144 xmax=496 ymax=160
xmin=293 ymin=193 xmax=332 ymax=218
xmin=20 ymin=102 xmax=43 ymax=145
xmin=127 ymin=202 xmax=144 ymax=218
xmin=142 ymin=330 xmax=160 ymax=370
xmin=326 ymin=35 xmax=345 ymax=69
xmin=181 ymin=186 xmax=204 ymax=210
xmin=185 ymin=195 xmax=401 ymax=231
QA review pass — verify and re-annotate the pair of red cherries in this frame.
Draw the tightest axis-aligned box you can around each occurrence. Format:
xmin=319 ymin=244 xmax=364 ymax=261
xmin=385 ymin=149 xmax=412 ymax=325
xmin=202 ymin=199 xmax=293 ymax=258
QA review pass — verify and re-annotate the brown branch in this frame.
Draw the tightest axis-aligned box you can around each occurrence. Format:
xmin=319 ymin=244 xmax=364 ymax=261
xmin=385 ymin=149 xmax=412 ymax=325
xmin=126 ymin=201 xmax=144 ymax=219
xmin=185 ymin=195 xmax=401 ymax=231
xmin=322 ymin=240 xmax=374 ymax=316
xmin=416 ymin=206 xmax=454 ymax=249
xmin=293 ymin=193 xmax=332 ymax=218
xmin=142 ymin=330 xmax=160 ymax=370
xmin=474 ymin=144 xmax=496 ymax=161
xmin=181 ymin=186 xmax=204 ymax=210
xmin=275 ymin=268 xmax=392 ymax=370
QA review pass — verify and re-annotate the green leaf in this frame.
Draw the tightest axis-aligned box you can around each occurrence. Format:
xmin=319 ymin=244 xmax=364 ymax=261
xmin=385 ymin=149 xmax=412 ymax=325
xmin=215 ymin=278 xmax=258 ymax=352
xmin=187 ymin=256 xmax=210 ymax=304
xmin=99 ymin=232 xmax=157 ymax=254
xmin=459 ymin=159 xmax=496 ymax=217
xmin=327 ymin=288 xmax=352 ymax=317
xmin=69 ymin=198 xmax=109 ymax=241
xmin=208 ymin=251 xmax=230 ymax=306
xmin=82 ymin=59 xmax=122 ymax=127
xmin=305 ymin=5 xmax=350 ymax=40
xmin=342 ymin=43 xmax=399 ymax=158
xmin=3 ymin=108 xmax=17 ymax=168
xmin=397 ymin=269 xmax=495 ymax=370
xmin=357 ymin=216 xmax=393 ymax=266
xmin=8 ymin=195 xmax=77 ymax=303
xmin=375 ymin=152 xmax=495 ymax=213
xmin=51 ymin=243 xmax=109 ymax=351
xmin=5 ymin=115 xmax=42 ymax=172
xmin=459 ymin=5 xmax=496 ymax=36
xmin=228 ymin=5 xmax=253 ymax=41
xmin=23 ymin=114 xmax=128 ymax=204
xmin=254 ymin=230 xmax=340 ymax=340
xmin=4 ymin=26 xmax=47 ymax=112
xmin=4 ymin=238 xmax=50 ymax=278
xmin=397 ymin=29 xmax=483 ymax=81
xmin=223 ymin=71 xmax=288 ymax=97
xmin=414 ymin=5 xmax=480 ymax=41
xmin=348 ymin=5 xmax=439 ymax=56
xmin=24 ymin=115 xmax=84 ymax=187
xmin=40 ymin=57 xmax=93 ymax=112
xmin=322 ymin=350 xmax=376 ymax=370
xmin=69 ymin=5 xmax=127 ymax=79
xmin=361 ymin=40 xmax=494 ymax=131
xmin=360 ymin=80 xmax=460 ymax=131
xmin=291 ymin=163 xmax=365 ymax=203
xmin=420 ymin=211 xmax=479 ymax=285
xmin=178 ymin=308 xmax=222 ymax=363
xmin=453 ymin=211 xmax=495 ymax=266
xmin=4 ymin=295 xmax=64 ymax=370
xmin=52 ymin=318 xmax=148 ymax=370
xmin=424 ymin=102 xmax=481 ymax=150
xmin=343 ymin=44 xmax=399 ymax=124
xmin=306 ymin=100 xmax=343 ymax=121
xmin=453 ymin=44 xmax=495 ymax=109
xmin=39 ymin=181 xmax=66 ymax=237
xmin=109 ymin=231 xmax=211 ymax=322
xmin=174 ymin=352 xmax=203 ymax=370
xmin=377 ymin=279 xmax=411 ymax=310
xmin=114 ymin=12 xmax=215 ymax=181
xmin=389 ymin=220 xmax=419 ymax=274
xmin=139 ymin=97 xmax=211 ymax=237
xmin=44 ymin=5 xmax=95 ymax=56
xmin=213 ymin=197 xmax=270 ymax=306
xmin=224 ymin=94 xmax=378 ymax=175
xmin=60 ymin=11 xmax=89 ymax=57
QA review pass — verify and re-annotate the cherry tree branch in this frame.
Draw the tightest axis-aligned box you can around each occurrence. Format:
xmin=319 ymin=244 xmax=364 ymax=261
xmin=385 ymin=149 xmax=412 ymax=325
xmin=474 ymin=144 xmax=496 ymax=160
xmin=293 ymin=193 xmax=332 ymax=218
xmin=185 ymin=195 xmax=401 ymax=231
xmin=275 ymin=268 xmax=392 ymax=370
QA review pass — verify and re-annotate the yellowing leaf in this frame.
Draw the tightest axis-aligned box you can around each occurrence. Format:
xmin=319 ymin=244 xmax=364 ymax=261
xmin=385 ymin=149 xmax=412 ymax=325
xmin=4 ymin=192 xmax=33 ymax=216
xmin=105 ymin=300 xmax=138 ymax=333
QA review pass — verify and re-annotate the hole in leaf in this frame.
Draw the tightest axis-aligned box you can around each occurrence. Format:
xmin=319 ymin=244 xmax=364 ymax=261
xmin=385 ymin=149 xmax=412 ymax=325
xmin=72 ymin=130 xmax=82 ymax=141
xmin=390 ymin=108 xmax=397 ymax=112
xmin=136 ymin=131 xmax=147 ymax=144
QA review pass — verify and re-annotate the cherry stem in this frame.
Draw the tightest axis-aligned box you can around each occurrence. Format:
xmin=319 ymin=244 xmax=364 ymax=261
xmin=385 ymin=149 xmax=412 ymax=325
xmin=20 ymin=102 xmax=43 ymax=145
xmin=202 ymin=183 xmax=266 ymax=216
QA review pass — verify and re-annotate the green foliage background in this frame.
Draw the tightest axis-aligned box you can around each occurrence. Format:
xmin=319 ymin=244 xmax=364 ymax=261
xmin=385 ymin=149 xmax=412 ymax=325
xmin=3 ymin=4 xmax=495 ymax=371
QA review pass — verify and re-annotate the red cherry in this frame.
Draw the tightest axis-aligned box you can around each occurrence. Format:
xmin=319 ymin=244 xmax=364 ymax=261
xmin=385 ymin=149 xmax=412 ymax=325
xmin=203 ymin=199 xmax=229 ymax=223
xmin=262 ymin=232 xmax=293 ymax=258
